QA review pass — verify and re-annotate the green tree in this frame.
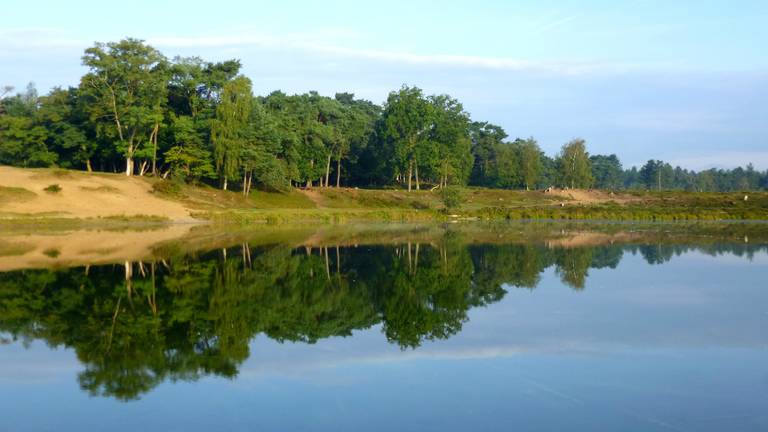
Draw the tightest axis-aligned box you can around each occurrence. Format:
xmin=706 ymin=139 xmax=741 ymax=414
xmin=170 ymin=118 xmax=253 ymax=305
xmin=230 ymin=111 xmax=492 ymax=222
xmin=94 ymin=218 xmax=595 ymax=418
xmin=428 ymin=94 xmax=472 ymax=187
xmin=590 ymin=154 xmax=623 ymax=190
xmin=518 ymin=138 xmax=542 ymax=190
xmin=164 ymin=115 xmax=215 ymax=181
xmin=556 ymin=139 xmax=593 ymax=188
xmin=80 ymin=38 xmax=168 ymax=176
xmin=468 ymin=122 xmax=508 ymax=186
xmin=380 ymin=85 xmax=433 ymax=191
xmin=211 ymin=76 xmax=253 ymax=190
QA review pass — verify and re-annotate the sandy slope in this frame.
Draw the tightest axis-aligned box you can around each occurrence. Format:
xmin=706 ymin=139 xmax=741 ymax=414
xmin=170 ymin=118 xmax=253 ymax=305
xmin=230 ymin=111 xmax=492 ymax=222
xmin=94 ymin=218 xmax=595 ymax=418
xmin=0 ymin=166 xmax=194 ymax=220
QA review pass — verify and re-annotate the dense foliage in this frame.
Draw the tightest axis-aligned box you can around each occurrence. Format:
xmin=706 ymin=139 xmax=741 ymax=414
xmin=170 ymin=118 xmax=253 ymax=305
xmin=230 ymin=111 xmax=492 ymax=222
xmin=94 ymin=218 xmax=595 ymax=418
xmin=1 ymin=38 xmax=766 ymax=192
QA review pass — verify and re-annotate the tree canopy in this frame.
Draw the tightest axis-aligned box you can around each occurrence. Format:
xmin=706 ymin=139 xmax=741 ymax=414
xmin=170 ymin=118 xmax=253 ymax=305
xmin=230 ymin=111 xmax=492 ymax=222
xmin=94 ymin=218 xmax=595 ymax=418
xmin=1 ymin=38 xmax=766 ymax=192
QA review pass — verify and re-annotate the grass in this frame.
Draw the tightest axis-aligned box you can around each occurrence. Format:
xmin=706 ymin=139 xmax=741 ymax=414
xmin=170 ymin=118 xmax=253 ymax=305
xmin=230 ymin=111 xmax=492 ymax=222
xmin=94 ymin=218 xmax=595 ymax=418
xmin=80 ymin=185 xmax=119 ymax=193
xmin=3 ymin=167 xmax=768 ymax=225
xmin=464 ymin=190 xmax=768 ymax=222
xmin=0 ymin=240 xmax=34 ymax=257
xmin=0 ymin=186 xmax=37 ymax=205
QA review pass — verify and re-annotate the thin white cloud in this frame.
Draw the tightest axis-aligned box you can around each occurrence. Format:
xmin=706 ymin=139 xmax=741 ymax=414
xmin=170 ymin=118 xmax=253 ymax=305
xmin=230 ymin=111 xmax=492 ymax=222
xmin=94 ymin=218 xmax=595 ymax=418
xmin=146 ymin=32 xmax=621 ymax=76
xmin=0 ymin=27 xmax=686 ymax=76
xmin=531 ymin=14 xmax=579 ymax=35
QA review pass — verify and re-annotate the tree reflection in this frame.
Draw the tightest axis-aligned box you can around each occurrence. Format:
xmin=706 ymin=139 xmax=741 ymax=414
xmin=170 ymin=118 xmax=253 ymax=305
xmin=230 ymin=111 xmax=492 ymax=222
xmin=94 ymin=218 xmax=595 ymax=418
xmin=0 ymin=239 xmax=765 ymax=400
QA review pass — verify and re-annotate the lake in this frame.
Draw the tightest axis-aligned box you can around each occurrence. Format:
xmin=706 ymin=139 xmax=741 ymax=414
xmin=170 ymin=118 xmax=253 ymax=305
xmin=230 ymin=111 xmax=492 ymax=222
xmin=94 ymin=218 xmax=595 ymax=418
xmin=1 ymin=222 xmax=767 ymax=431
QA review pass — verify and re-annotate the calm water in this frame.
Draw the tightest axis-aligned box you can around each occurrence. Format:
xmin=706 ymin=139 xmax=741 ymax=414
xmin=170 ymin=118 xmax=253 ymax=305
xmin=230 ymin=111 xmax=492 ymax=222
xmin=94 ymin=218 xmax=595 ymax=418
xmin=1 ymin=225 xmax=767 ymax=431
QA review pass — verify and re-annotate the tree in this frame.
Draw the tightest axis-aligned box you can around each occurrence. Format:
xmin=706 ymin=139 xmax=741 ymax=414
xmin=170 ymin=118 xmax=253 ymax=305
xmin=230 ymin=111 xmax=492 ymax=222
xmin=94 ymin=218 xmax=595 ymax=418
xmin=590 ymin=154 xmax=623 ymax=190
xmin=0 ymin=115 xmax=53 ymax=167
xmin=211 ymin=76 xmax=253 ymax=190
xmin=556 ymin=139 xmax=593 ymax=188
xmin=488 ymin=142 xmax=520 ymax=188
xmin=333 ymin=93 xmax=379 ymax=187
xmin=518 ymin=138 xmax=542 ymax=190
xmin=469 ymin=122 xmax=508 ymax=186
xmin=380 ymin=86 xmax=433 ymax=191
xmin=639 ymin=160 xmax=673 ymax=191
xmin=427 ymin=94 xmax=472 ymax=188
xmin=164 ymin=115 xmax=215 ymax=181
xmin=37 ymin=87 xmax=96 ymax=171
xmin=80 ymin=39 xmax=168 ymax=176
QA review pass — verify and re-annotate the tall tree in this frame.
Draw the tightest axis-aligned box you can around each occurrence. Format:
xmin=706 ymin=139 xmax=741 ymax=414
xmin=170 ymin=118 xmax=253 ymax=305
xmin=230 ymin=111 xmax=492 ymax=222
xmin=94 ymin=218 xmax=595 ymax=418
xmin=556 ymin=139 xmax=593 ymax=188
xmin=518 ymin=138 xmax=542 ymax=190
xmin=80 ymin=38 xmax=168 ymax=176
xmin=428 ymin=94 xmax=472 ymax=187
xmin=468 ymin=121 xmax=507 ymax=186
xmin=590 ymin=154 xmax=623 ymax=190
xmin=211 ymin=76 xmax=253 ymax=190
xmin=380 ymin=86 xmax=433 ymax=191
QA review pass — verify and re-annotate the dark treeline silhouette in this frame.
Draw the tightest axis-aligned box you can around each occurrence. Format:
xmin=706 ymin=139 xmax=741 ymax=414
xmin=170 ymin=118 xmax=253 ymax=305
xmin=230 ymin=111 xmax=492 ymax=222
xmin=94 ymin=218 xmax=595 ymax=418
xmin=1 ymin=239 xmax=765 ymax=401
xmin=1 ymin=38 xmax=766 ymax=192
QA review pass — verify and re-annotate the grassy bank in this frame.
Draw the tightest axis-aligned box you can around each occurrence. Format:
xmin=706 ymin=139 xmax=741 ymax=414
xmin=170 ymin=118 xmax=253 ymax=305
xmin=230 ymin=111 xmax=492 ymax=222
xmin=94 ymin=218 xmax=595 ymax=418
xmin=1 ymin=167 xmax=767 ymax=225
xmin=158 ymin=181 xmax=768 ymax=224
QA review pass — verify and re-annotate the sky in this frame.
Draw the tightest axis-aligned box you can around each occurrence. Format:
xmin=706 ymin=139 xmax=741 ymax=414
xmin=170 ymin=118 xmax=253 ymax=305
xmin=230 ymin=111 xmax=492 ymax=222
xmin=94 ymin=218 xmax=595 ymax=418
xmin=1 ymin=0 xmax=767 ymax=169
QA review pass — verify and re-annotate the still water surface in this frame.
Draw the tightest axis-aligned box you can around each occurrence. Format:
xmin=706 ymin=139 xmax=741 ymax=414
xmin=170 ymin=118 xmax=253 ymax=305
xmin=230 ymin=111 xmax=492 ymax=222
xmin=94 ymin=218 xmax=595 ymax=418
xmin=1 ymin=224 xmax=767 ymax=431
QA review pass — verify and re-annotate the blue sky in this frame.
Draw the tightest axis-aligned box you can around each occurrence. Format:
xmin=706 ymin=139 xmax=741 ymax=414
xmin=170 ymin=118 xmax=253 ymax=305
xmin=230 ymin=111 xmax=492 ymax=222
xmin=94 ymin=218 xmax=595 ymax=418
xmin=2 ymin=0 xmax=766 ymax=169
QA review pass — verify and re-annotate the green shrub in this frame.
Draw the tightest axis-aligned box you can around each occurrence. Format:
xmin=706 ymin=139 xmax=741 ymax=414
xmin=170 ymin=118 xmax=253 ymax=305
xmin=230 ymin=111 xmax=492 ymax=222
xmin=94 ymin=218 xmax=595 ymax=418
xmin=43 ymin=184 xmax=62 ymax=193
xmin=42 ymin=248 xmax=61 ymax=258
xmin=441 ymin=187 xmax=464 ymax=211
xmin=152 ymin=180 xmax=183 ymax=197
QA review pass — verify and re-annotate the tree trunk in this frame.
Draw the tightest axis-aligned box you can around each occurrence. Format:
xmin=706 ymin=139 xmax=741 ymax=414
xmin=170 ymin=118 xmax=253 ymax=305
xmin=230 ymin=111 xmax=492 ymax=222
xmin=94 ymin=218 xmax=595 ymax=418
xmin=415 ymin=162 xmax=420 ymax=190
xmin=325 ymin=154 xmax=331 ymax=188
xmin=223 ymin=177 xmax=228 ymax=191
xmin=85 ymin=159 xmax=92 ymax=173
xmin=336 ymin=157 xmax=342 ymax=187
xmin=307 ymin=159 xmax=314 ymax=188
xmin=151 ymin=122 xmax=159 ymax=176
xmin=408 ymin=160 xmax=413 ymax=192
xmin=125 ymin=154 xmax=133 ymax=176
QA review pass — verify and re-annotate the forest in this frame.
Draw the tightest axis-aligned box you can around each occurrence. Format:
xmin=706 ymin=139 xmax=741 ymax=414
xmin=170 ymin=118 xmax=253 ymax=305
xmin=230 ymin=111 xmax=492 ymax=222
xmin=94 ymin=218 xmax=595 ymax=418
xmin=1 ymin=38 xmax=766 ymax=193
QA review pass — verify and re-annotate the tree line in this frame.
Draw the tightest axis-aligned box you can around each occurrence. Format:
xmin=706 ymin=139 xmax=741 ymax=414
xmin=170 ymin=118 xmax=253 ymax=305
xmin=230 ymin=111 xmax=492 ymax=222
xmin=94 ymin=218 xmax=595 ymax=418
xmin=1 ymin=38 xmax=766 ymax=193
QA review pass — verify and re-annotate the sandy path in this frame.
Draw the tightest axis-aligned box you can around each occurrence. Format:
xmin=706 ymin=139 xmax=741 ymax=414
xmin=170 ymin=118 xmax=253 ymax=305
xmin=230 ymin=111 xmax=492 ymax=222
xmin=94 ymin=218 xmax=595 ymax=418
xmin=546 ymin=188 xmax=640 ymax=205
xmin=0 ymin=166 xmax=195 ymax=220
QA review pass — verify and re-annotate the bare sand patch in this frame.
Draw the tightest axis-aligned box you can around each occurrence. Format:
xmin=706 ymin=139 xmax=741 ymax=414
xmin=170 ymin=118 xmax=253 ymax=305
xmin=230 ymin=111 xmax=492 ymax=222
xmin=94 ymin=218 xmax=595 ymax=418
xmin=0 ymin=166 xmax=195 ymax=221
xmin=545 ymin=188 xmax=640 ymax=205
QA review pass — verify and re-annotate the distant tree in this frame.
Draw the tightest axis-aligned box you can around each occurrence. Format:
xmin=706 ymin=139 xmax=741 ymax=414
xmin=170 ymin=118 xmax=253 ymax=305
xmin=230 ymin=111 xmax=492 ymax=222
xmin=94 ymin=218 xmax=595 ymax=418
xmin=589 ymin=154 xmax=623 ymax=190
xmin=518 ymin=138 xmax=542 ymax=190
xmin=556 ymin=139 xmax=593 ymax=188
xmin=639 ymin=160 xmax=674 ymax=191
xmin=427 ymin=94 xmax=472 ymax=187
xmin=468 ymin=122 xmax=507 ymax=186
xmin=489 ymin=143 xmax=520 ymax=188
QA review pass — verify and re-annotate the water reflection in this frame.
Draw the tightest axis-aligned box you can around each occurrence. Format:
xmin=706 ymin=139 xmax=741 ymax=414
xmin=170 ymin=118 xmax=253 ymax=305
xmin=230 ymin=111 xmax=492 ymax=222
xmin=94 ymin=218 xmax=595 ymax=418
xmin=0 ymin=234 xmax=766 ymax=401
